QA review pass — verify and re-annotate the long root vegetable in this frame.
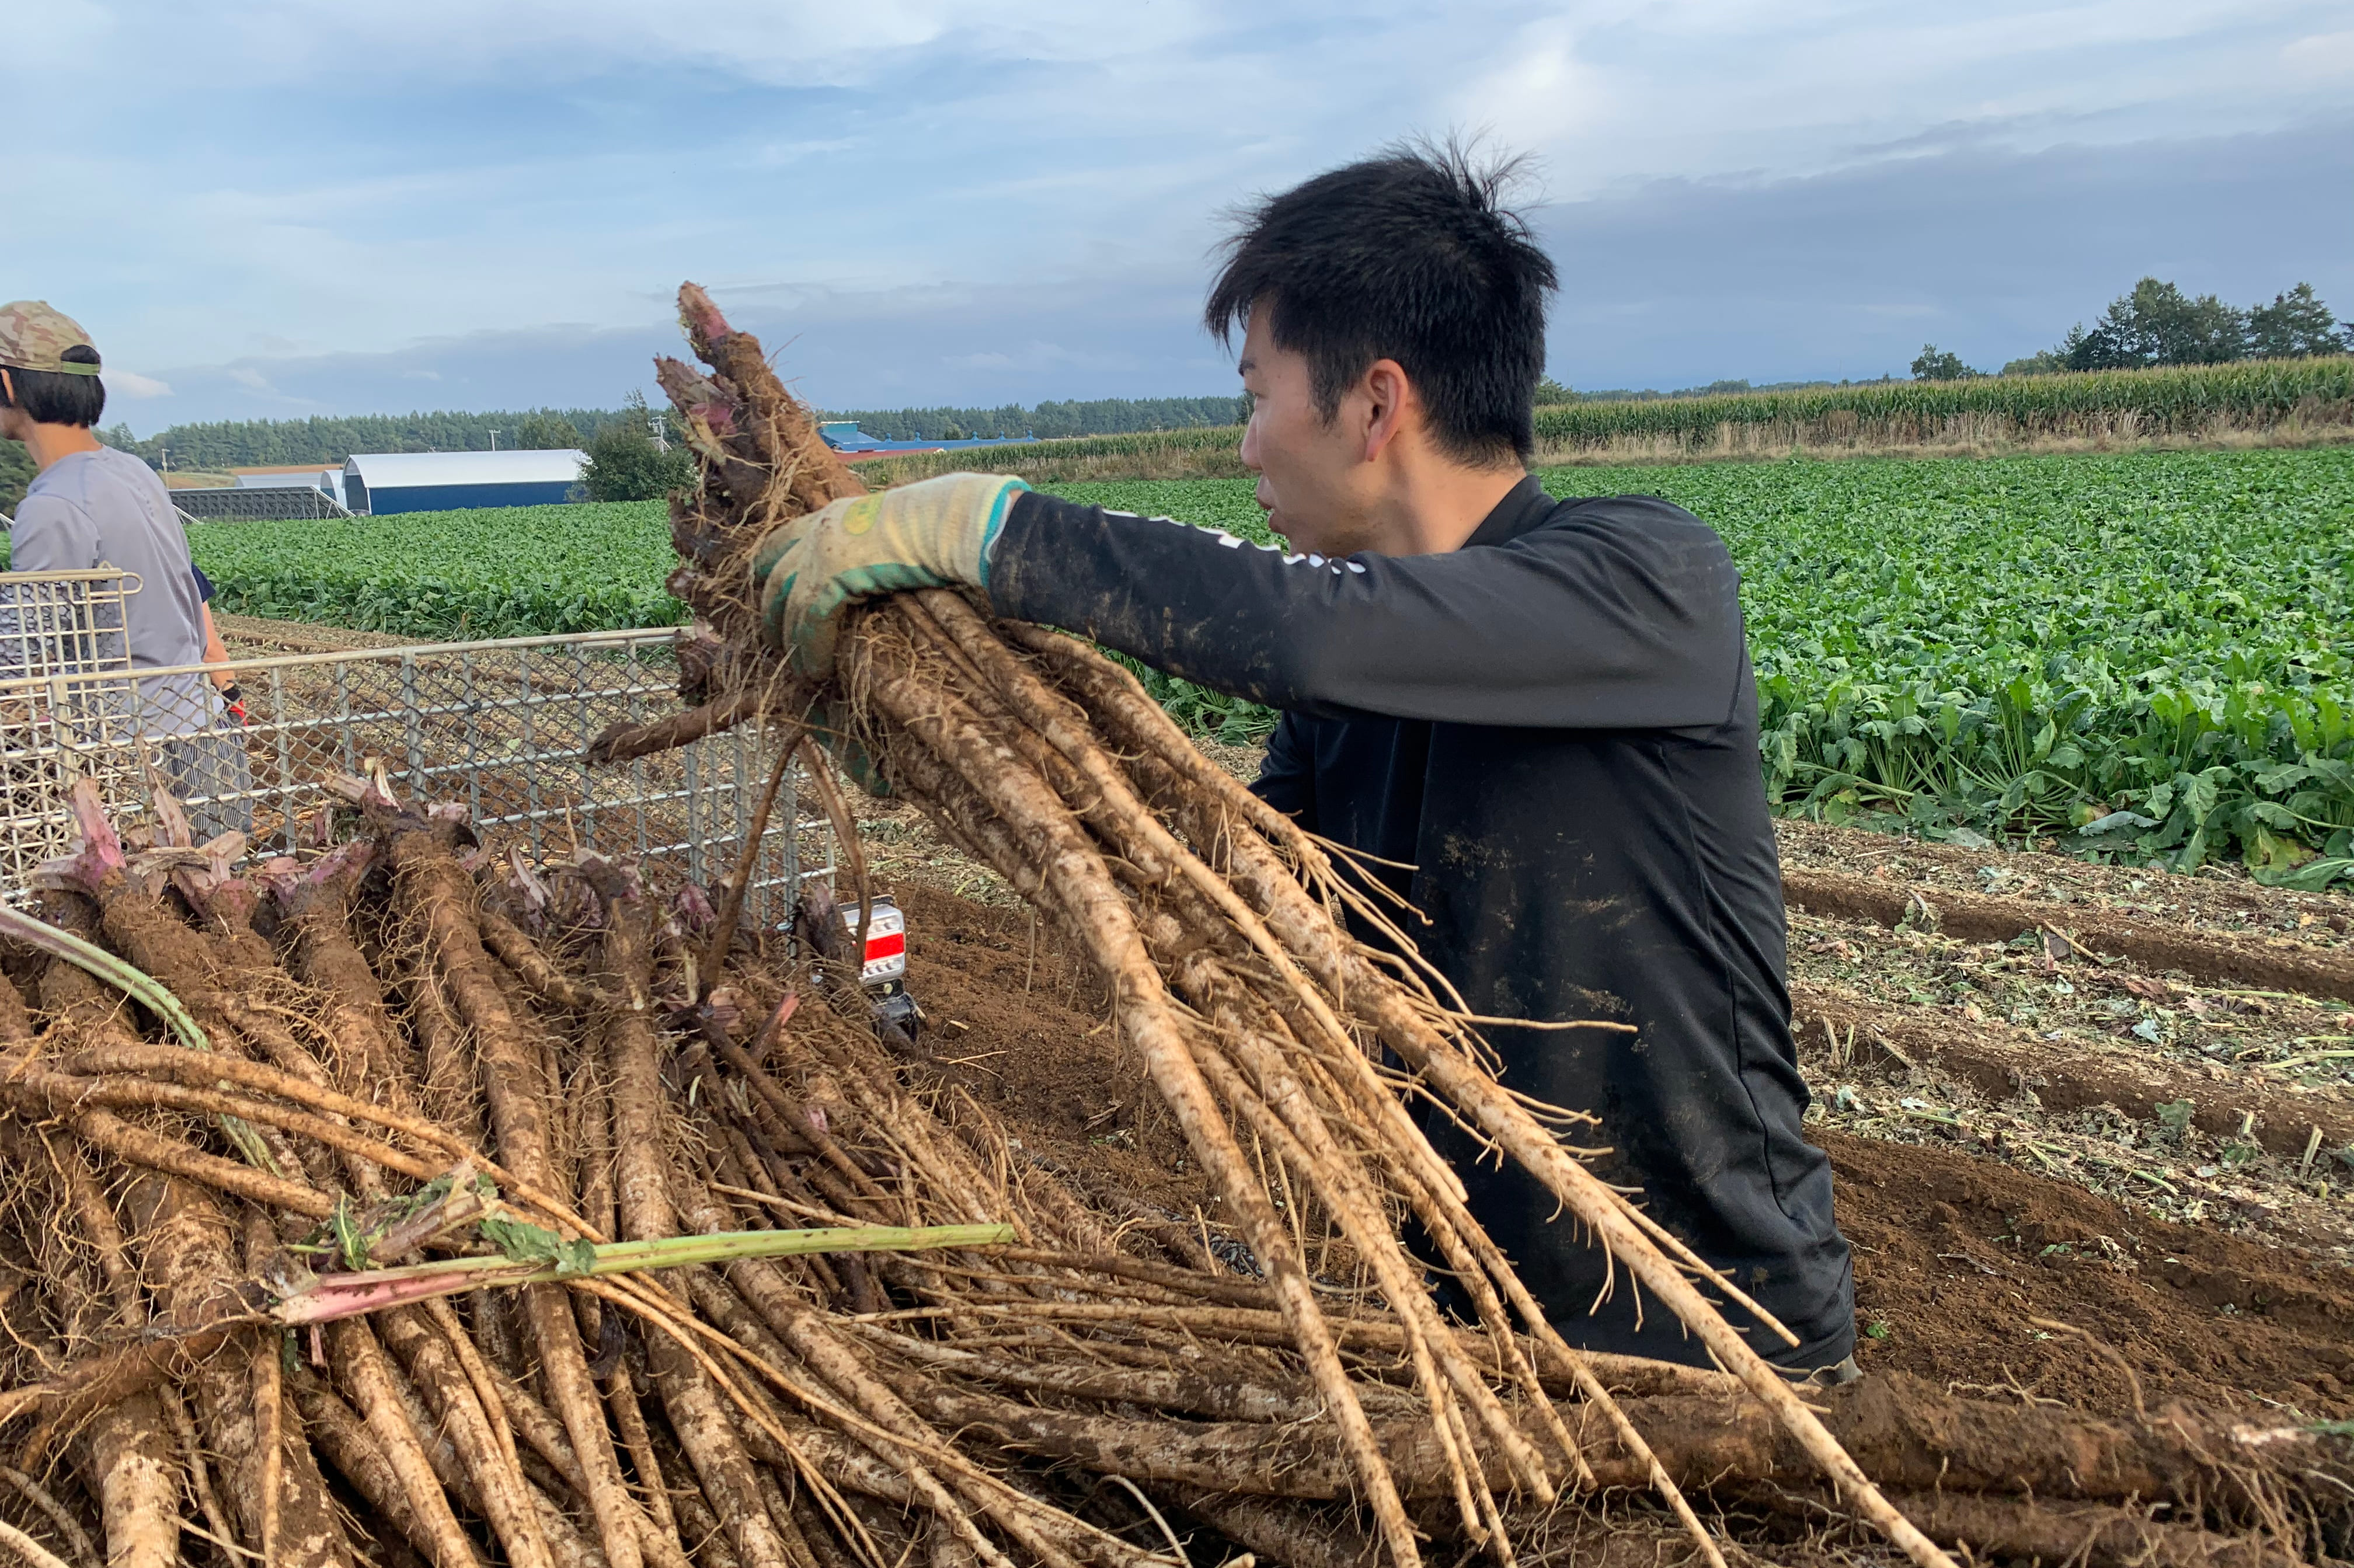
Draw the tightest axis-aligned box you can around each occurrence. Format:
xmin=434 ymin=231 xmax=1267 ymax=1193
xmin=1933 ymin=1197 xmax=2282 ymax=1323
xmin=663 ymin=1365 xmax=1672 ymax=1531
xmin=0 ymin=411 xmax=2343 ymax=1568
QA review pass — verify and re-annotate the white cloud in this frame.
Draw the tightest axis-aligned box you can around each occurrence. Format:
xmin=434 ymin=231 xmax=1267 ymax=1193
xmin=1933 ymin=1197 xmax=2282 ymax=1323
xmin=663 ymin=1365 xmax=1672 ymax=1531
xmin=18 ymin=0 xmax=2350 ymax=423
xmin=106 ymin=370 xmax=173 ymax=398
xmin=2 ymin=0 xmax=115 ymax=67
xmin=2283 ymin=30 xmax=2354 ymax=78
xmin=1447 ymin=16 xmax=1618 ymax=150
xmin=942 ymin=342 xmax=1100 ymax=372
xmin=51 ymin=0 xmax=1230 ymax=92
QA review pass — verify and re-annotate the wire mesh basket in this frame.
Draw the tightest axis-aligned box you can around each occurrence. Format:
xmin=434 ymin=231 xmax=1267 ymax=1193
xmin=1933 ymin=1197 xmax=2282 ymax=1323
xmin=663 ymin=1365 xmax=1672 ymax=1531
xmin=0 ymin=623 xmax=830 ymax=924
xmin=0 ymin=568 xmax=145 ymax=684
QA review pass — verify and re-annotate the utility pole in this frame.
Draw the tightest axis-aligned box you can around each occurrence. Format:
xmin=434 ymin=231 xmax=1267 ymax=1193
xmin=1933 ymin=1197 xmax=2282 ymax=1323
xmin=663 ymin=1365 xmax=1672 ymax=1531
xmin=648 ymin=411 xmax=668 ymax=452
xmin=489 ymin=430 xmax=501 ymax=451
xmin=159 ymin=446 xmax=170 ymax=474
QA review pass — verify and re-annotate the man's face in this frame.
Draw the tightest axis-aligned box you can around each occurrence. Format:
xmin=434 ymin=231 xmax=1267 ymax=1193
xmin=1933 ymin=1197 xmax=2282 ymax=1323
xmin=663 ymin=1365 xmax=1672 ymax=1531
xmin=1235 ymin=303 xmax=1381 ymax=559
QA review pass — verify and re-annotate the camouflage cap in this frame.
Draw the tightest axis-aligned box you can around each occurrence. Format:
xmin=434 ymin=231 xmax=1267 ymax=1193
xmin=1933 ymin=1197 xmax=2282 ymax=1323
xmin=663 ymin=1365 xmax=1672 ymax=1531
xmin=0 ymin=301 xmax=101 ymax=376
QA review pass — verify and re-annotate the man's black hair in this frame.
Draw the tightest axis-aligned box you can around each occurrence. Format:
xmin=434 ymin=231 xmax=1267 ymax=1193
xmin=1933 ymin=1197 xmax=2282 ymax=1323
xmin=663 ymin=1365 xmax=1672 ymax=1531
xmin=0 ymin=345 xmax=107 ymax=427
xmin=1206 ymin=140 xmax=1556 ymax=466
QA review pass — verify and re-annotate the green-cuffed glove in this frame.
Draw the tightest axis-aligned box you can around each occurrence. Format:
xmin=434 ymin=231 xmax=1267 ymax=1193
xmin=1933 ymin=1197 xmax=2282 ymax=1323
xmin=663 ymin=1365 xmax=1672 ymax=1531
xmin=753 ymin=473 xmax=1030 ymax=678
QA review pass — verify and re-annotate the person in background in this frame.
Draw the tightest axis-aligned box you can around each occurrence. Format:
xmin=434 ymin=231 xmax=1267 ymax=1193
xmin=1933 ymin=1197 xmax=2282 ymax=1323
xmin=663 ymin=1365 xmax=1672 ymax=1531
xmin=0 ymin=301 xmax=252 ymax=836
xmin=191 ymin=563 xmax=246 ymax=720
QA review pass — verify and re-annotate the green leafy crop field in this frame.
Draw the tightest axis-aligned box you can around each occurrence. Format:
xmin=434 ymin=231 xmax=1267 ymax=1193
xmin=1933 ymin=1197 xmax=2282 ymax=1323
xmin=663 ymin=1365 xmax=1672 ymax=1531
xmin=1057 ymin=450 xmax=2354 ymax=884
xmin=175 ymin=448 xmax=2354 ymax=880
xmin=187 ymin=501 xmax=685 ymax=639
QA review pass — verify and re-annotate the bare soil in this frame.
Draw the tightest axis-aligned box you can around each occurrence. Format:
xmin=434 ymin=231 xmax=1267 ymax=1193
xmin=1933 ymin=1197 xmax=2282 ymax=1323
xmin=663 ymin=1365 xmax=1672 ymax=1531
xmin=217 ymin=614 xmax=420 ymax=656
xmin=856 ymin=775 xmax=2354 ymax=1434
xmin=214 ymin=612 xmax=2354 ymax=1424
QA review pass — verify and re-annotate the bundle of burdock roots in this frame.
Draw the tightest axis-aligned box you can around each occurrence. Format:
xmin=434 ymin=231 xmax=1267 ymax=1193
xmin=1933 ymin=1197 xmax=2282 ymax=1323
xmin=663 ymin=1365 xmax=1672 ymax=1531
xmin=0 ymin=289 xmax=2341 ymax=1568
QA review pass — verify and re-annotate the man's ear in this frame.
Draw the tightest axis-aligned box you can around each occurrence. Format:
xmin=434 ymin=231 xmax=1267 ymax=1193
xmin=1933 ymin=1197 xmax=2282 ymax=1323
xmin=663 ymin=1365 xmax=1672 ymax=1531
xmin=1360 ymin=358 xmax=1413 ymax=462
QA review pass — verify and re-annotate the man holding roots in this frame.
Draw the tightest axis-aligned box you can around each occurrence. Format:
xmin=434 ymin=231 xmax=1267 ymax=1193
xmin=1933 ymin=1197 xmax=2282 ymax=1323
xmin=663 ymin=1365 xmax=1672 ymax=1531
xmin=757 ymin=145 xmax=1858 ymax=1378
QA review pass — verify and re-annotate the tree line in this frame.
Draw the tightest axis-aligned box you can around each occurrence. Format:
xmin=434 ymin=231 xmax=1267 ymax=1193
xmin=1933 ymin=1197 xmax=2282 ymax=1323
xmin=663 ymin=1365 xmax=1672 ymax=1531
xmin=823 ymin=396 xmax=1247 ymax=441
xmin=88 ymin=394 xmax=1252 ymax=477
xmin=1535 ymin=375 xmax=1897 ymax=406
xmin=96 ymin=407 xmax=635 ymax=473
xmin=13 ymin=277 xmax=2343 ymax=511
xmin=1910 ymin=280 xmax=2350 ymax=382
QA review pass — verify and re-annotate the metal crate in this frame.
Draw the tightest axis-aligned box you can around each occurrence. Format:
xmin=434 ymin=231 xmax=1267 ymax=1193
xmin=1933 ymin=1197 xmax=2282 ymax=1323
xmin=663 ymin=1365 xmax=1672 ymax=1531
xmin=0 ymin=623 xmax=831 ymax=925
xmin=0 ymin=568 xmax=145 ymax=684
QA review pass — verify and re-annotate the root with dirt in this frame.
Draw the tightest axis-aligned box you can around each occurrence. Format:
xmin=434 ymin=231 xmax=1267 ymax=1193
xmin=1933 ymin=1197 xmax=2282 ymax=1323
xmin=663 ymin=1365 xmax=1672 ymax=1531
xmin=0 ymin=288 xmax=2346 ymax=1568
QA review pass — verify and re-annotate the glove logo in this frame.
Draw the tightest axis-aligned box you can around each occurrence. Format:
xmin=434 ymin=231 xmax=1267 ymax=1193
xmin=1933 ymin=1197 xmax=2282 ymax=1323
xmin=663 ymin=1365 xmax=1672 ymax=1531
xmin=840 ymin=496 xmax=884 ymax=537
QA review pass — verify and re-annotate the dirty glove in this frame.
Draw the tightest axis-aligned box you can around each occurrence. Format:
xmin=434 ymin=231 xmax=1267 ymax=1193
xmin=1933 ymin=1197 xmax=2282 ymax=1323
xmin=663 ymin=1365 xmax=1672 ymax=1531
xmin=808 ymin=699 xmax=893 ymax=800
xmin=753 ymin=473 xmax=1029 ymax=678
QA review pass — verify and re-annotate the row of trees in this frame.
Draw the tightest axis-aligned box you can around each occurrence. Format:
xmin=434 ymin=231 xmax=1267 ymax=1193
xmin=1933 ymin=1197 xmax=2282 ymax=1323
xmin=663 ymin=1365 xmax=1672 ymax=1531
xmin=576 ymin=392 xmax=694 ymax=501
xmin=99 ymin=407 xmax=637 ymax=472
xmin=92 ymin=395 xmax=1254 ymax=476
xmin=0 ymin=402 xmax=678 ymax=512
xmin=1535 ymin=375 xmax=1897 ymax=406
xmin=827 ymin=395 xmax=1247 ymax=442
xmin=1912 ymin=280 xmax=2349 ymax=382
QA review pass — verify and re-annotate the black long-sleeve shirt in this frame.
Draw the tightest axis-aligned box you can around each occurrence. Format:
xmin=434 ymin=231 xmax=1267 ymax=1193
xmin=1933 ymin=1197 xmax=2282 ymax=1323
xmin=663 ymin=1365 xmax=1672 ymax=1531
xmin=989 ymin=475 xmax=1854 ymax=1369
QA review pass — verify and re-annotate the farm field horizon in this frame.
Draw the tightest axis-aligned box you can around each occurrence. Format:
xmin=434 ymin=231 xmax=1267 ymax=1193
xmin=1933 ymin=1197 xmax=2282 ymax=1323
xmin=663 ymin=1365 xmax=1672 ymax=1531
xmin=169 ymin=444 xmax=2354 ymax=883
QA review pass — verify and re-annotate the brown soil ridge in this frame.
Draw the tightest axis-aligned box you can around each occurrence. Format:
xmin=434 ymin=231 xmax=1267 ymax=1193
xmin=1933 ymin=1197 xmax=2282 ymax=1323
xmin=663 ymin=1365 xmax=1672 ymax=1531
xmin=1794 ymin=981 xmax=2353 ymax=1157
xmin=1785 ymin=867 xmax=2354 ymax=1003
xmin=215 ymin=614 xmax=419 ymax=656
xmin=891 ymin=876 xmax=2354 ymax=1435
xmin=1821 ymin=1126 xmax=2354 ymax=1419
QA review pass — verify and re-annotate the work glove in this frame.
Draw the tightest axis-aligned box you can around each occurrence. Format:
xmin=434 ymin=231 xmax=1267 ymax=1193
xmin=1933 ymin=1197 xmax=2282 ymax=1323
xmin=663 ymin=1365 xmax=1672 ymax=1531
xmin=753 ymin=473 xmax=1030 ymax=679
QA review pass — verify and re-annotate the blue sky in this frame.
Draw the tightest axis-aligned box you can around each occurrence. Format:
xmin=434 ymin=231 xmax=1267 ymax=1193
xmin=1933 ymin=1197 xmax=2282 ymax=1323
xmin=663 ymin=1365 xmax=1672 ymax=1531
xmin=8 ymin=1 xmax=2350 ymax=433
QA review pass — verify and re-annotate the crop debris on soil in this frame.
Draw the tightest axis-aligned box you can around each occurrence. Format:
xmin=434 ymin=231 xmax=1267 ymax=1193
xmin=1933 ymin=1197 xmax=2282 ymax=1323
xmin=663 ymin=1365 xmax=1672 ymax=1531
xmin=3 ymin=291 xmax=2349 ymax=1568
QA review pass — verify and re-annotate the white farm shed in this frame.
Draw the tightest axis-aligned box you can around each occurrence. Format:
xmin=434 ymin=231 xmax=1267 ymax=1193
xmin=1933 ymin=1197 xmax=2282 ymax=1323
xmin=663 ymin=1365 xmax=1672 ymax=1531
xmin=344 ymin=450 xmax=587 ymax=516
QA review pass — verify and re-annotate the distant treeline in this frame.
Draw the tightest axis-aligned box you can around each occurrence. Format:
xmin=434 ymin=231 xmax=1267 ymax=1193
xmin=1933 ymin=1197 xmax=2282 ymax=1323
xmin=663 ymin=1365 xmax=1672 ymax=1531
xmin=49 ymin=273 xmax=2348 ymax=494
xmin=99 ymin=408 xmax=639 ymax=473
xmin=93 ymin=395 xmax=1252 ymax=472
xmin=822 ymin=396 xmax=1247 ymax=441
xmin=1538 ymin=375 xmax=1896 ymax=405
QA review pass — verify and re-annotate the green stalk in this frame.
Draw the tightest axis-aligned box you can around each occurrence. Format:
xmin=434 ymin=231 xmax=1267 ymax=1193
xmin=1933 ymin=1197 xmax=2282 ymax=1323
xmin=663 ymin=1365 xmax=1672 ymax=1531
xmin=0 ymin=902 xmax=280 ymax=1173
xmin=274 ymin=1222 xmax=1015 ymax=1326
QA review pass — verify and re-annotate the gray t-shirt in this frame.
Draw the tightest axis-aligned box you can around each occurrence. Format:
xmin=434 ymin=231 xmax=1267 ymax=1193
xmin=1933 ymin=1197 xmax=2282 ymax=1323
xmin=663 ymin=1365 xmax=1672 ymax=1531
xmin=9 ymin=446 xmax=216 ymax=733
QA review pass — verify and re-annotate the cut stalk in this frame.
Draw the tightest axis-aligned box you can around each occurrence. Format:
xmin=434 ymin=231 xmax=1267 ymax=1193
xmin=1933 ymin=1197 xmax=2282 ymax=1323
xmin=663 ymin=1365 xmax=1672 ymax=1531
xmin=273 ymin=1224 xmax=1016 ymax=1326
xmin=0 ymin=901 xmax=280 ymax=1170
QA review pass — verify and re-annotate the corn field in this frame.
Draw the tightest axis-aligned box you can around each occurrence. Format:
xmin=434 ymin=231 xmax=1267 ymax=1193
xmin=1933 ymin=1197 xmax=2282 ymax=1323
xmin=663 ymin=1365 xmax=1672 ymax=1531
xmin=1534 ymin=356 xmax=2354 ymax=452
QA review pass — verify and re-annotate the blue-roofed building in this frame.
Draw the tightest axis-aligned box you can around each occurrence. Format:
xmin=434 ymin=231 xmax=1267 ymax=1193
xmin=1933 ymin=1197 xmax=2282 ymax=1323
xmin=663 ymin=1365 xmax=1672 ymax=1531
xmin=815 ymin=421 xmax=1040 ymax=464
xmin=343 ymin=450 xmax=587 ymax=515
xmin=817 ymin=421 xmax=918 ymax=454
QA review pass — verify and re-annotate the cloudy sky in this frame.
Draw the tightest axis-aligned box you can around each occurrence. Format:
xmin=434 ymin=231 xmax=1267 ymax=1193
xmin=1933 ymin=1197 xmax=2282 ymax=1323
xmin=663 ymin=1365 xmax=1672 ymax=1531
xmin=8 ymin=0 xmax=2350 ymax=433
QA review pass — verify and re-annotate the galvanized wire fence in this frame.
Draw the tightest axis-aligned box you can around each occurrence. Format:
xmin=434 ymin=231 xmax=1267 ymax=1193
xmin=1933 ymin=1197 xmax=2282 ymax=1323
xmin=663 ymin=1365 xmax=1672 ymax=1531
xmin=0 ymin=622 xmax=829 ymax=925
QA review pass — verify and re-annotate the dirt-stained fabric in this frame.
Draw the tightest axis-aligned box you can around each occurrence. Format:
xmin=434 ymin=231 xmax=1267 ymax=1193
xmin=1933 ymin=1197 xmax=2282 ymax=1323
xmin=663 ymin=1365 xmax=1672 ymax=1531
xmin=992 ymin=475 xmax=1855 ymax=1369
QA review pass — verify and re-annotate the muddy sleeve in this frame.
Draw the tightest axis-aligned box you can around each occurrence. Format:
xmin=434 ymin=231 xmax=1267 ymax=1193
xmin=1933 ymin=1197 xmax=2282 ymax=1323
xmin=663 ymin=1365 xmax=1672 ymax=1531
xmin=1250 ymin=714 xmax=1317 ymax=828
xmin=988 ymin=490 xmax=1746 ymax=730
